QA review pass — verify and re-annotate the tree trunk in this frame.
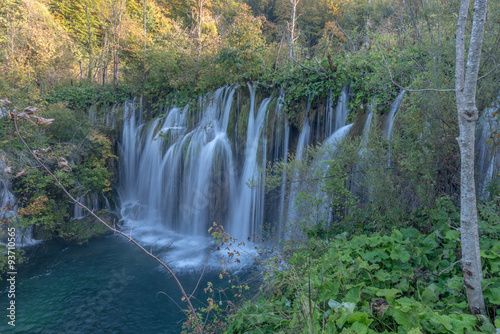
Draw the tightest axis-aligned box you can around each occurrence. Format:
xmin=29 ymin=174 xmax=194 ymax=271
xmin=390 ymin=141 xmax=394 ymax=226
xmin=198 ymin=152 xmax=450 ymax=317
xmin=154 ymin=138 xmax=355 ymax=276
xmin=289 ymin=0 xmax=299 ymax=59
xmin=143 ymin=0 xmax=147 ymax=81
xmin=197 ymin=0 xmax=204 ymax=61
xmin=455 ymin=0 xmax=488 ymax=315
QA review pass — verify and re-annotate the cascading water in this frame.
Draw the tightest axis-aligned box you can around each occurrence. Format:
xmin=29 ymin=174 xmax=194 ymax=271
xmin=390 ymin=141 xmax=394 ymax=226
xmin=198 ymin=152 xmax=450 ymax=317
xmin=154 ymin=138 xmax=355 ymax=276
xmin=89 ymin=103 xmax=119 ymax=129
xmin=285 ymin=101 xmax=312 ymax=225
xmin=335 ymin=88 xmax=349 ymax=133
xmin=228 ymin=85 xmax=270 ymax=239
xmin=0 ymin=173 xmax=16 ymax=228
xmin=273 ymin=96 xmax=290 ymax=228
xmin=119 ymin=85 xmax=278 ymax=253
xmin=361 ymin=112 xmax=373 ymax=149
xmin=385 ymin=90 xmax=406 ymax=139
xmin=283 ymin=90 xmax=353 ymax=236
xmin=0 ymin=165 xmax=38 ymax=246
xmin=118 ymin=84 xmax=356 ymax=259
xmin=72 ymin=193 xmax=102 ymax=220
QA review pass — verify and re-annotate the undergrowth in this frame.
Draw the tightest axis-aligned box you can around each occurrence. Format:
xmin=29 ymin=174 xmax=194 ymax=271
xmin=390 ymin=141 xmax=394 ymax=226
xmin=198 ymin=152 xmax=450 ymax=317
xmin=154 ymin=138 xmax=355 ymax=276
xmin=223 ymin=198 xmax=500 ymax=333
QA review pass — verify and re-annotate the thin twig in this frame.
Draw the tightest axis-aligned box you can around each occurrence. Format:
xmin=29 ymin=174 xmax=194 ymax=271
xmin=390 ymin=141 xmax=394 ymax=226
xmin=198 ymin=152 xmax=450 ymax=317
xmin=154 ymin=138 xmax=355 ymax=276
xmin=438 ymin=259 xmax=462 ymax=276
xmin=190 ymin=246 xmax=211 ymax=300
xmin=314 ymin=56 xmax=327 ymax=73
xmin=376 ymin=40 xmax=455 ymax=93
xmin=156 ymin=291 xmax=184 ymax=312
xmin=331 ymin=19 xmax=355 ymax=51
xmin=156 ymin=240 xmax=175 ymax=258
xmin=290 ymin=54 xmax=325 ymax=75
xmin=477 ymin=63 xmax=500 ymax=81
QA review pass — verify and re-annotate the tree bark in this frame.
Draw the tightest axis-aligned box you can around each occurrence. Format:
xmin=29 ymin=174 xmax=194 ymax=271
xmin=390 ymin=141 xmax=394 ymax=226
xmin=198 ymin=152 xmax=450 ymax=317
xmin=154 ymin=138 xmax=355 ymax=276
xmin=455 ymin=0 xmax=488 ymax=315
xmin=289 ymin=0 xmax=299 ymax=59
xmin=197 ymin=0 xmax=204 ymax=61
xmin=143 ymin=0 xmax=147 ymax=77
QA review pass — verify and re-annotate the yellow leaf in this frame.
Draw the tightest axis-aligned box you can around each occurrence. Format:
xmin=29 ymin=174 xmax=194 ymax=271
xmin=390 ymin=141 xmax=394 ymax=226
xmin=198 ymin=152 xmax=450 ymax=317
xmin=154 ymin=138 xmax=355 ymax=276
xmin=23 ymin=106 xmax=37 ymax=115
xmin=15 ymin=167 xmax=28 ymax=178
xmin=35 ymin=116 xmax=54 ymax=126
xmin=58 ymin=157 xmax=72 ymax=172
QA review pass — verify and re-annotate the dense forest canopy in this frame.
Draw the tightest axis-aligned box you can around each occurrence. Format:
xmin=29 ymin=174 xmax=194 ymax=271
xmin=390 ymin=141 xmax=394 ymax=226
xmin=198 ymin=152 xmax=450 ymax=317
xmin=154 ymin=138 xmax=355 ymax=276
xmin=0 ymin=0 xmax=496 ymax=102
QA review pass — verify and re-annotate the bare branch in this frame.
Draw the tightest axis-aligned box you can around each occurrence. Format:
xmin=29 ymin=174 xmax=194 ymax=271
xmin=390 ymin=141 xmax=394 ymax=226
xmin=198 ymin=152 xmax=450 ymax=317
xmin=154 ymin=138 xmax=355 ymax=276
xmin=438 ymin=259 xmax=462 ymax=276
xmin=331 ymin=19 xmax=355 ymax=52
xmin=290 ymin=55 xmax=325 ymax=76
xmin=314 ymin=57 xmax=327 ymax=73
xmin=376 ymin=41 xmax=455 ymax=93
xmin=189 ymin=246 xmax=211 ymax=300
xmin=477 ymin=62 xmax=500 ymax=81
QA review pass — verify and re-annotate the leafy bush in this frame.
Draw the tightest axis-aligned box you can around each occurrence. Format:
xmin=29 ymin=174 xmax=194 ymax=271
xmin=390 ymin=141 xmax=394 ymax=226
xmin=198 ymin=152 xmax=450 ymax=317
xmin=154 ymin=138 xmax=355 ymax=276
xmin=225 ymin=200 xmax=500 ymax=333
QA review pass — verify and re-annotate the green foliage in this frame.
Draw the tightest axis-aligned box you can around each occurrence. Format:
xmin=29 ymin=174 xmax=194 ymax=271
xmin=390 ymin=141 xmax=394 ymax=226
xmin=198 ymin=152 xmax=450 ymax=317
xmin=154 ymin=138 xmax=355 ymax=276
xmin=46 ymin=84 xmax=131 ymax=112
xmin=266 ymin=60 xmax=345 ymax=127
xmin=226 ymin=202 xmax=500 ymax=333
xmin=3 ymin=108 xmax=115 ymax=243
xmin=58 ymin=209 xmax=111 ymax=245
xmin=42 ymin=103 xmax=90 ymax=142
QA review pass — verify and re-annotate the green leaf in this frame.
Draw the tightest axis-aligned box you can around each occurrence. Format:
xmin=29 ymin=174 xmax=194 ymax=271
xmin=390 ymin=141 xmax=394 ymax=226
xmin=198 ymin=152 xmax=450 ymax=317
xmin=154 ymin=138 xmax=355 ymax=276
xmin=484 ymin=286 xmax=500 ymax=304
xmin=407 ymin=328 xmax=423 ymax=334
xmin=449 ymin=313 xmax=478 ymax=333
xmin=343 ymin=285 xmax=363 ymax=304
xmin=373 ymin=270 xmax=391 ymax=282
xmin=390 ymin=244 xmax=411 ymax=263
xmin=392 ymin=309 xmax=417 ymax=329
xmin=349 ymin=320 xmax=369 ymax=333
xmin=445 ymin=229 xmax=460 ymax=241
xmin=422 ymin=286 xmax=438 ymax=303
xmin=376 ymin=288 xmax=402 ymax=302
xmin=346 ymin=312 xmax=372 ymax=326
xmin=341 ymin=302 xmax=356 ymax=313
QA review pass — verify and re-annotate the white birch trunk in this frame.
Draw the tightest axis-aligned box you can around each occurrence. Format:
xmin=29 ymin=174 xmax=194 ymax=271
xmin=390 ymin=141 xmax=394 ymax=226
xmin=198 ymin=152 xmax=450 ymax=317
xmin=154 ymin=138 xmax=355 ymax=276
xmin=197 ymin=0 xmax=204 ymax=61
xmin=289 ymin=0 xmax=299 ymax=59
xmin=455 ymin=0 xmax=488 ymax=315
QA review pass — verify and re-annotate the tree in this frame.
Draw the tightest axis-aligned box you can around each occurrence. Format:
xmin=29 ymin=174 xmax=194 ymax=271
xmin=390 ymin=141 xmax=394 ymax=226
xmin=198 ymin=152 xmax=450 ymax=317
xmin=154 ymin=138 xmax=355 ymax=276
xmin=288 ymin=0 xmax=299 ymax=58
xmin=455 ymin=0 xmax=488 ymax=315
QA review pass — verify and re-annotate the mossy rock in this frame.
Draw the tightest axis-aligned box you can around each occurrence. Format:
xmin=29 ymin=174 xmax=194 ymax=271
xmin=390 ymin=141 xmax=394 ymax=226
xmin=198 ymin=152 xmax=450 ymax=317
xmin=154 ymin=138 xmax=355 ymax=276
xmin=58 ymin=210 xmax=113 ymax=245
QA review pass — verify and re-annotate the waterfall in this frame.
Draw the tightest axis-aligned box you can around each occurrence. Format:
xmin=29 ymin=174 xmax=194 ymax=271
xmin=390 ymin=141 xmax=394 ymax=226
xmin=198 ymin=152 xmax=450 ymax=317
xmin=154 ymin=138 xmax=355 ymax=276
xmin=0 ymin=173 xmax=16 ymax=227
xmin=335 ymin=88 xmax=349 ymax=133
xmin=384 ymin=90 xmax=406 ymax=139
xmin=274 ymin=96 xmax=291 ymax=230
xmin=118 ymin=84 xmax=357 ymax=253
xmin=72 ymin=193 xmax=102 ymax=220
xmin=89 ymin=103 xmax=118 ymax=128
xmin=361 ymin=112 xmax=373 ymax=149
xmin=476 ymin=98 xmax=500 ymax=199
xmin=319 ymin=87 xmax=349 ymax=142
xmin=0 ymin=165 xmax=38 ymax=247
xmin=283 ymin=90 xmax=352 ymax=237
xmin=228 ymin=85 xmax=270 ymax=239
xmin=120 ymin=86 xmax=272 ymax=241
